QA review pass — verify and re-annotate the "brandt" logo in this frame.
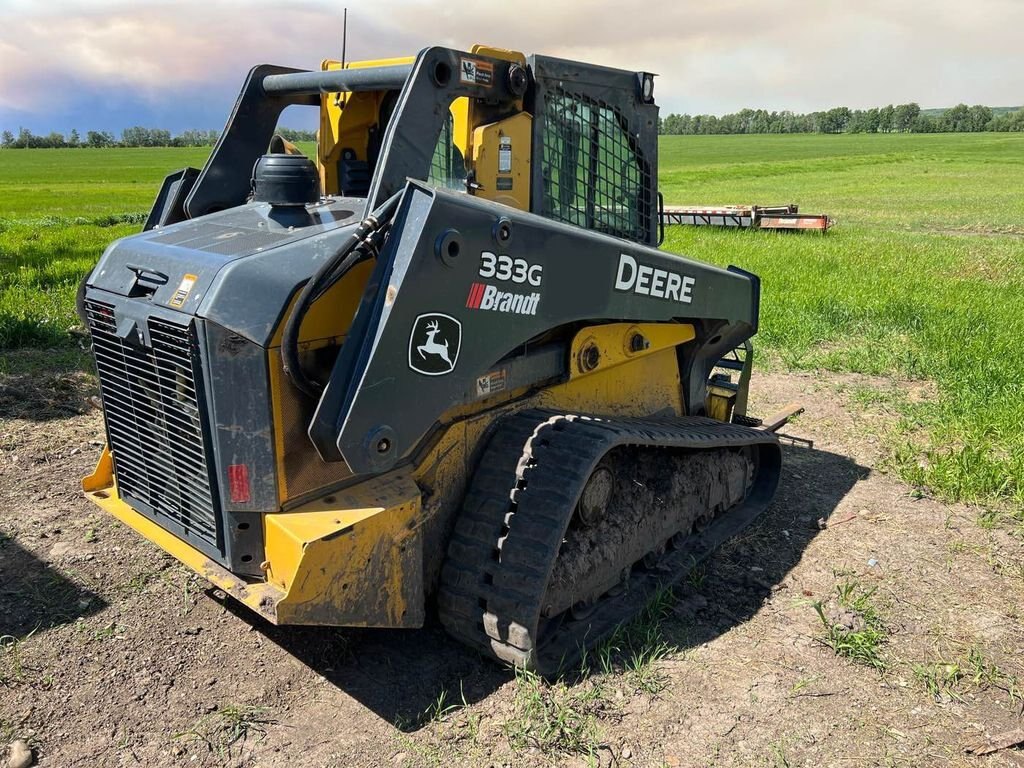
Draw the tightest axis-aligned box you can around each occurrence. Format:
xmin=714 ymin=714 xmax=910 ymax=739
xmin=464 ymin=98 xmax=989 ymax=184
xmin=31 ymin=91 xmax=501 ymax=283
xmin=614 ymin=253 xmax=695 ymax=304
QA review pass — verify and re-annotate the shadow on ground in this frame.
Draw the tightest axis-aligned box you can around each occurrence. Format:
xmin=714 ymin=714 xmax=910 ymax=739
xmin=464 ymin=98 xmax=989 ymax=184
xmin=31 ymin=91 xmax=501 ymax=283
xmin=0 ymin=533 xmax=107 ymax=639
xmin=0 ymin=348 xmax=96 ymax=421
xmin=219 ymin=442 xmax=866 ymax=731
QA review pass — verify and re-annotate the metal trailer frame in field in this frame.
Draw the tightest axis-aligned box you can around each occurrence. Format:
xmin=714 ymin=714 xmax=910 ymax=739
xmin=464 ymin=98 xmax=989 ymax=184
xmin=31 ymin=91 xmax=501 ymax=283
xmin=660 ymin=203 xmax=832 ymax=232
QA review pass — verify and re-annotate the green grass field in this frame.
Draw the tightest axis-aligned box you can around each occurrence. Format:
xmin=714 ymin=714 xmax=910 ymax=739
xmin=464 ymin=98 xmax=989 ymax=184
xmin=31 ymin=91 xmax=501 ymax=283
xmin=1 ymin=134 xmax=1022 ymax=508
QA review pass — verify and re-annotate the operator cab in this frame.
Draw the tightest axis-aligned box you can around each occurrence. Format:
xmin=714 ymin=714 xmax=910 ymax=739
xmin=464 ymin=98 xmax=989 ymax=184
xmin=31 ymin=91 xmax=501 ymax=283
xmin=145 ymin=45 xmax=659 ymax=247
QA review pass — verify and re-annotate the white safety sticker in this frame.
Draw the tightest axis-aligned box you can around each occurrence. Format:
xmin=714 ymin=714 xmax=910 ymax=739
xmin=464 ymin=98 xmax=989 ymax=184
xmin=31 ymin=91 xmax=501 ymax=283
xmin=498 ymin=136 xmax=512 ymax=173
xmin=476 ymin=368 xmax=508 ymax=397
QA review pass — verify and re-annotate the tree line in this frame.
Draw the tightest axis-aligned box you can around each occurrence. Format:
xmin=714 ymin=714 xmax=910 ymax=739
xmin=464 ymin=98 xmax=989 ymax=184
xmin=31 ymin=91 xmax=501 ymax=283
xmin=4 ymin=104 xmax=1022 ymax=147
xmin=0 ymin=126 xmax=318 ymax=149
xmin=659 ymin=103 xmax=1024 ymax=135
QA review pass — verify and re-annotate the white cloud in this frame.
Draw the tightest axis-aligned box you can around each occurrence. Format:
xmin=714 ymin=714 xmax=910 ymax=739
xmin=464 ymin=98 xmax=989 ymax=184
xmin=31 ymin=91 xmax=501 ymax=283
xmin=1 ymin=0 xmax=1022 ymax=121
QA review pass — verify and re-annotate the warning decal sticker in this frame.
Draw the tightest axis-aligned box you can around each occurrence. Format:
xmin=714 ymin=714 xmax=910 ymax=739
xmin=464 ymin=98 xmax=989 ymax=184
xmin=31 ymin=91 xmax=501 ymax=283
xmin=476 ymin=368 xmax=508 ymax=397
xmin=169 ymin=273 xmax=198 ymax=308
xmin=459 ymin=58 xmax=494 ymax=87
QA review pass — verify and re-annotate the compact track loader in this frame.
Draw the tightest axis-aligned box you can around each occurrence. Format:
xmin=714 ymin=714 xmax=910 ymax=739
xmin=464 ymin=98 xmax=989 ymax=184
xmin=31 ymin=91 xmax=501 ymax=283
xmin=80 ymin=45 xmax=783 ymax=674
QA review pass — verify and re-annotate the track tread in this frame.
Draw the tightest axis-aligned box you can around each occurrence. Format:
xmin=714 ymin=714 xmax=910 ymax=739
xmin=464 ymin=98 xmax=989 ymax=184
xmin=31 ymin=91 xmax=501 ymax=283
xmin=437 ymin=408 xmax=781 ymax=675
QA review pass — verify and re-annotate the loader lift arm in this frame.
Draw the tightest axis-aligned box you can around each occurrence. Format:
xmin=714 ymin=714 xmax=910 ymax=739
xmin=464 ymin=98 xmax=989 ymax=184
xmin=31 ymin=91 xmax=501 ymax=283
xmin=309 ymin=181 xmax=761 ymax=472
xmin=184 ymin=48 xmax=526 ymax=219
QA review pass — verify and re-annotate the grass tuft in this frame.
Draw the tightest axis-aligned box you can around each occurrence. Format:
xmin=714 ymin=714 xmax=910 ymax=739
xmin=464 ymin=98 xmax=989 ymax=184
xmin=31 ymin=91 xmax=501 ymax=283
xmin=174 ymin=704 xmax=274 ymax=758
xmin=913 ymin=647 xmax=1022 ymax=705
xmin=814 ymin=580 xmax=887 ymax=670
xmin=589 ymin=585 xmax=677 ymax=694
xmin=502 ymin=668 xmax=606 ymax=757
xmin=0 ymin=632 xmax=36 ymax=687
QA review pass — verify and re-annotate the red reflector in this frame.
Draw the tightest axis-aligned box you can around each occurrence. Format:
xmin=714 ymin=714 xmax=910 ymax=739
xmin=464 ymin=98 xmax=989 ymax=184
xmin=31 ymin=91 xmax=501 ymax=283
xmin=227 ymin=464 xmax=251 ymax=503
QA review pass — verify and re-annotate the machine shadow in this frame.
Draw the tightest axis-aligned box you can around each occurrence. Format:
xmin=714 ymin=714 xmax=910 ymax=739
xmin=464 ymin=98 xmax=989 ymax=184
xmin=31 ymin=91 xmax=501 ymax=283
xmin=0 ymin=534 xmax=107 ymax=638
xmin=0 ymin=352 xmax=97 ymax=423
xmin=220 ymin=441 xmax=867 ymax=732
xmin=651 ymin=440 xmax=868 ymax=655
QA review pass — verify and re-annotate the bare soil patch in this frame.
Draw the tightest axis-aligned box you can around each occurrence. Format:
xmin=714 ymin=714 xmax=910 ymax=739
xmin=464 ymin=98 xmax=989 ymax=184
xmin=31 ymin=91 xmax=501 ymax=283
xmin=2 ymin=369 xmax=1021 ymax=767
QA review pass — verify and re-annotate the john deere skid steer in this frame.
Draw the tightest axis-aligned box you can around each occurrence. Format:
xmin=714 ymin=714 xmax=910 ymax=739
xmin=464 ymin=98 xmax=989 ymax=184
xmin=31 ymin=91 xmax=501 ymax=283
xmin=80 ymin=45 xmax=782 ymax=674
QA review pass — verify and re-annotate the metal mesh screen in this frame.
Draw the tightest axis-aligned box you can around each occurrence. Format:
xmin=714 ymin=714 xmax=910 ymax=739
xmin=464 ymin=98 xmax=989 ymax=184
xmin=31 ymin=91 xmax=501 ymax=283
xmin=86 ymin=299 xmax=221 ymax=553
xmin=540 ymin=87 xmax=651 ymax=242
xmin=427 ymin=112 xmax=467 ymax=191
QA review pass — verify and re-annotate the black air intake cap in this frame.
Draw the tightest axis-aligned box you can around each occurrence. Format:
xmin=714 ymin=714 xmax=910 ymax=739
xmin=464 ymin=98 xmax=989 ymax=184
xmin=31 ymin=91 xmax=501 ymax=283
xmin=251 ymin=154 xmax=320 ymax=207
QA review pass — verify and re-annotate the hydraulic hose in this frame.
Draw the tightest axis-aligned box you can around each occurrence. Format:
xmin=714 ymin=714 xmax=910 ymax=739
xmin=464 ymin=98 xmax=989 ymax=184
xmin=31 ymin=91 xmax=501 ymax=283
xmin=281 ymin=191 xmax=404 ymax=398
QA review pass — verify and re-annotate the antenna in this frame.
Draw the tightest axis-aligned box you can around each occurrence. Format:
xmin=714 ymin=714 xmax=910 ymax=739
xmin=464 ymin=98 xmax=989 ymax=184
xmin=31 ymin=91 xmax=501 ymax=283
xmin=341 ymin=8 xmax=348 ymax=70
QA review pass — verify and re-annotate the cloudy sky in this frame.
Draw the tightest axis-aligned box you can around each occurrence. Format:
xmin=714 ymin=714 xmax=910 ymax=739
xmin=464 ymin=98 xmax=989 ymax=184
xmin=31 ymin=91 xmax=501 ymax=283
xmin=1 ymin=0 xmax=1022 ymax=134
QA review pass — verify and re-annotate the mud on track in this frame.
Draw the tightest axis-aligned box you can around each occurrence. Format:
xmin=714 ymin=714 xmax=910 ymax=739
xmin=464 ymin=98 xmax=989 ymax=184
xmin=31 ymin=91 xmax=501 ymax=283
xmin=2 ymin=367 xmax=1022 ymax=767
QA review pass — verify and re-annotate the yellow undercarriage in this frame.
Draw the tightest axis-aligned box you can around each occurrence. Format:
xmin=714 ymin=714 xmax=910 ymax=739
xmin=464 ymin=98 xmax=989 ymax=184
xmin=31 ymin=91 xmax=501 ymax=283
xmin=83 ymin=322 xmax=698 ymax=628
xmin=84 ymin=448 xmax=423 ymax=627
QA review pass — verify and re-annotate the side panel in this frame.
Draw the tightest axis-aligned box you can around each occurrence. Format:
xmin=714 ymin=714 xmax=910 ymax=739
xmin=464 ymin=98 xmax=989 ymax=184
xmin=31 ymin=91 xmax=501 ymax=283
xmin=310 ymin=182 xmax=759 ymax=473
xmin=318 ymin=55 xmax=416 ymax=197
xmin=203 ymin=322 xmax=278 ymax=514
xmin=471 ymin=112 xmax=532 ymax=211
xmin=202 ymin=322 xmax=275 ymax=574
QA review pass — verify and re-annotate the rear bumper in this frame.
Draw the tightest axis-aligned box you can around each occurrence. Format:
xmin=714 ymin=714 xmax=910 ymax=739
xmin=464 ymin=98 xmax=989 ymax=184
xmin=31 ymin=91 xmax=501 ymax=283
xmin=83 ymin=447 xmax=283 ymax=622
xmin=83 ymin=446 xmax=426 ymax=628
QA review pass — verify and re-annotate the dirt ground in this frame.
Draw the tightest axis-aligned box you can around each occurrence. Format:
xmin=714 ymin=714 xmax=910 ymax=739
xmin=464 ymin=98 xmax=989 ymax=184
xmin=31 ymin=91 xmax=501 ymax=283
xmin=2 ymin=364 xmax=1022 ymax=767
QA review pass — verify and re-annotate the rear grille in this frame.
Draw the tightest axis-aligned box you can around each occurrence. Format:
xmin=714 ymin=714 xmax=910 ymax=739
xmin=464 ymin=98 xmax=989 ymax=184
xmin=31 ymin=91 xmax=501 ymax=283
xmin=86 ymin=299 xmax=221 ymax=553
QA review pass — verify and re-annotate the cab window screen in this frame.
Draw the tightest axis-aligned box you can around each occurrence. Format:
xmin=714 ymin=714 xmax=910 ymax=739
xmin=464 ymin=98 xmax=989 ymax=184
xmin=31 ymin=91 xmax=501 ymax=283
xmin=540 ymin=88 xmax=649 ymax=241
xmin=427 ymin=112 xmax=467 ymax=191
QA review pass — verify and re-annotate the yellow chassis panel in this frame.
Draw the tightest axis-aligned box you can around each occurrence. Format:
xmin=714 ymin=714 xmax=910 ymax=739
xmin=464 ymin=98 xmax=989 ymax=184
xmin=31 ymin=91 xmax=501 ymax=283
xmin=83 ymin=448 xmax=283 ymax=622
xmin=83 ymin=448 xmax=423 ymax=627
xmin=84 ymin=321 xmax=696 ymax=629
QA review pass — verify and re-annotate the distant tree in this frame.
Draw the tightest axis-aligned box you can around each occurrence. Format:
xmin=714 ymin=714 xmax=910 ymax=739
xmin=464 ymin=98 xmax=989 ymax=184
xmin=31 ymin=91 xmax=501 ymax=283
xmin=275 ymin=127 xmax=317 ymax=142
xmin=121 ymin=126 xmax=149 ymax=147
xmin=943 ymin=103 xmax=971 ymax=132
xmin=968 ymin=104 xmax=993 ymax=132
xmin=912 ymin=114 xmax=938 ymax=133
xmin=991 ymin=108 xmax=1024 ymax=132
xmin=86 ymin=130 xmax=115 ymax=148
xmin=878 ymin=105 xmax=895 ymax=133
xmin=3 ymin=102 xmax=1001 ymax=149
xmin=848 ymin=109 xmax=866 ymax=133
xmin=659 ymin=113 xmax=685 ymax=134
xmin=894 ymin=103 xmax=921 ymax=132
xmin=818 ymin=107 xmax=852 ymax=133
xmin=863 ymin=107 xmax=881 ymax=133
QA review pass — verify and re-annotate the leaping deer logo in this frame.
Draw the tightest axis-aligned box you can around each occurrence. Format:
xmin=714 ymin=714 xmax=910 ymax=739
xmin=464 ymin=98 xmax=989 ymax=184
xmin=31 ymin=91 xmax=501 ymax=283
xmin=408 ymin=313 xmax=461 ymax=376
xmin=417 ymin=319 xmax=452 ymax=367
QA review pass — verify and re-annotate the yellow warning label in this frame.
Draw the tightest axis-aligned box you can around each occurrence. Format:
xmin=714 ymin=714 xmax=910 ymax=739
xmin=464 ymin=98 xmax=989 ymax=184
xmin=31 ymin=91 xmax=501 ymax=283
xmin=169 ymin=273 xmax=198 ymax=308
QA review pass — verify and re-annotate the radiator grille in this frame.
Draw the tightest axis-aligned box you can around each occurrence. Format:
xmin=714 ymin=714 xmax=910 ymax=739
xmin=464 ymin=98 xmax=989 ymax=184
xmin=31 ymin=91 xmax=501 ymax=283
xmin=86 ymin=299 xmax=221 ymax=552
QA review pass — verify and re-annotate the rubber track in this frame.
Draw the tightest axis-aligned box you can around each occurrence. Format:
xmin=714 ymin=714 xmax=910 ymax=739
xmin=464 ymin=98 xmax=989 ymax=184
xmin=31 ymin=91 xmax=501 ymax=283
xmin=437 ymin=409 xmax=782 ymax=675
